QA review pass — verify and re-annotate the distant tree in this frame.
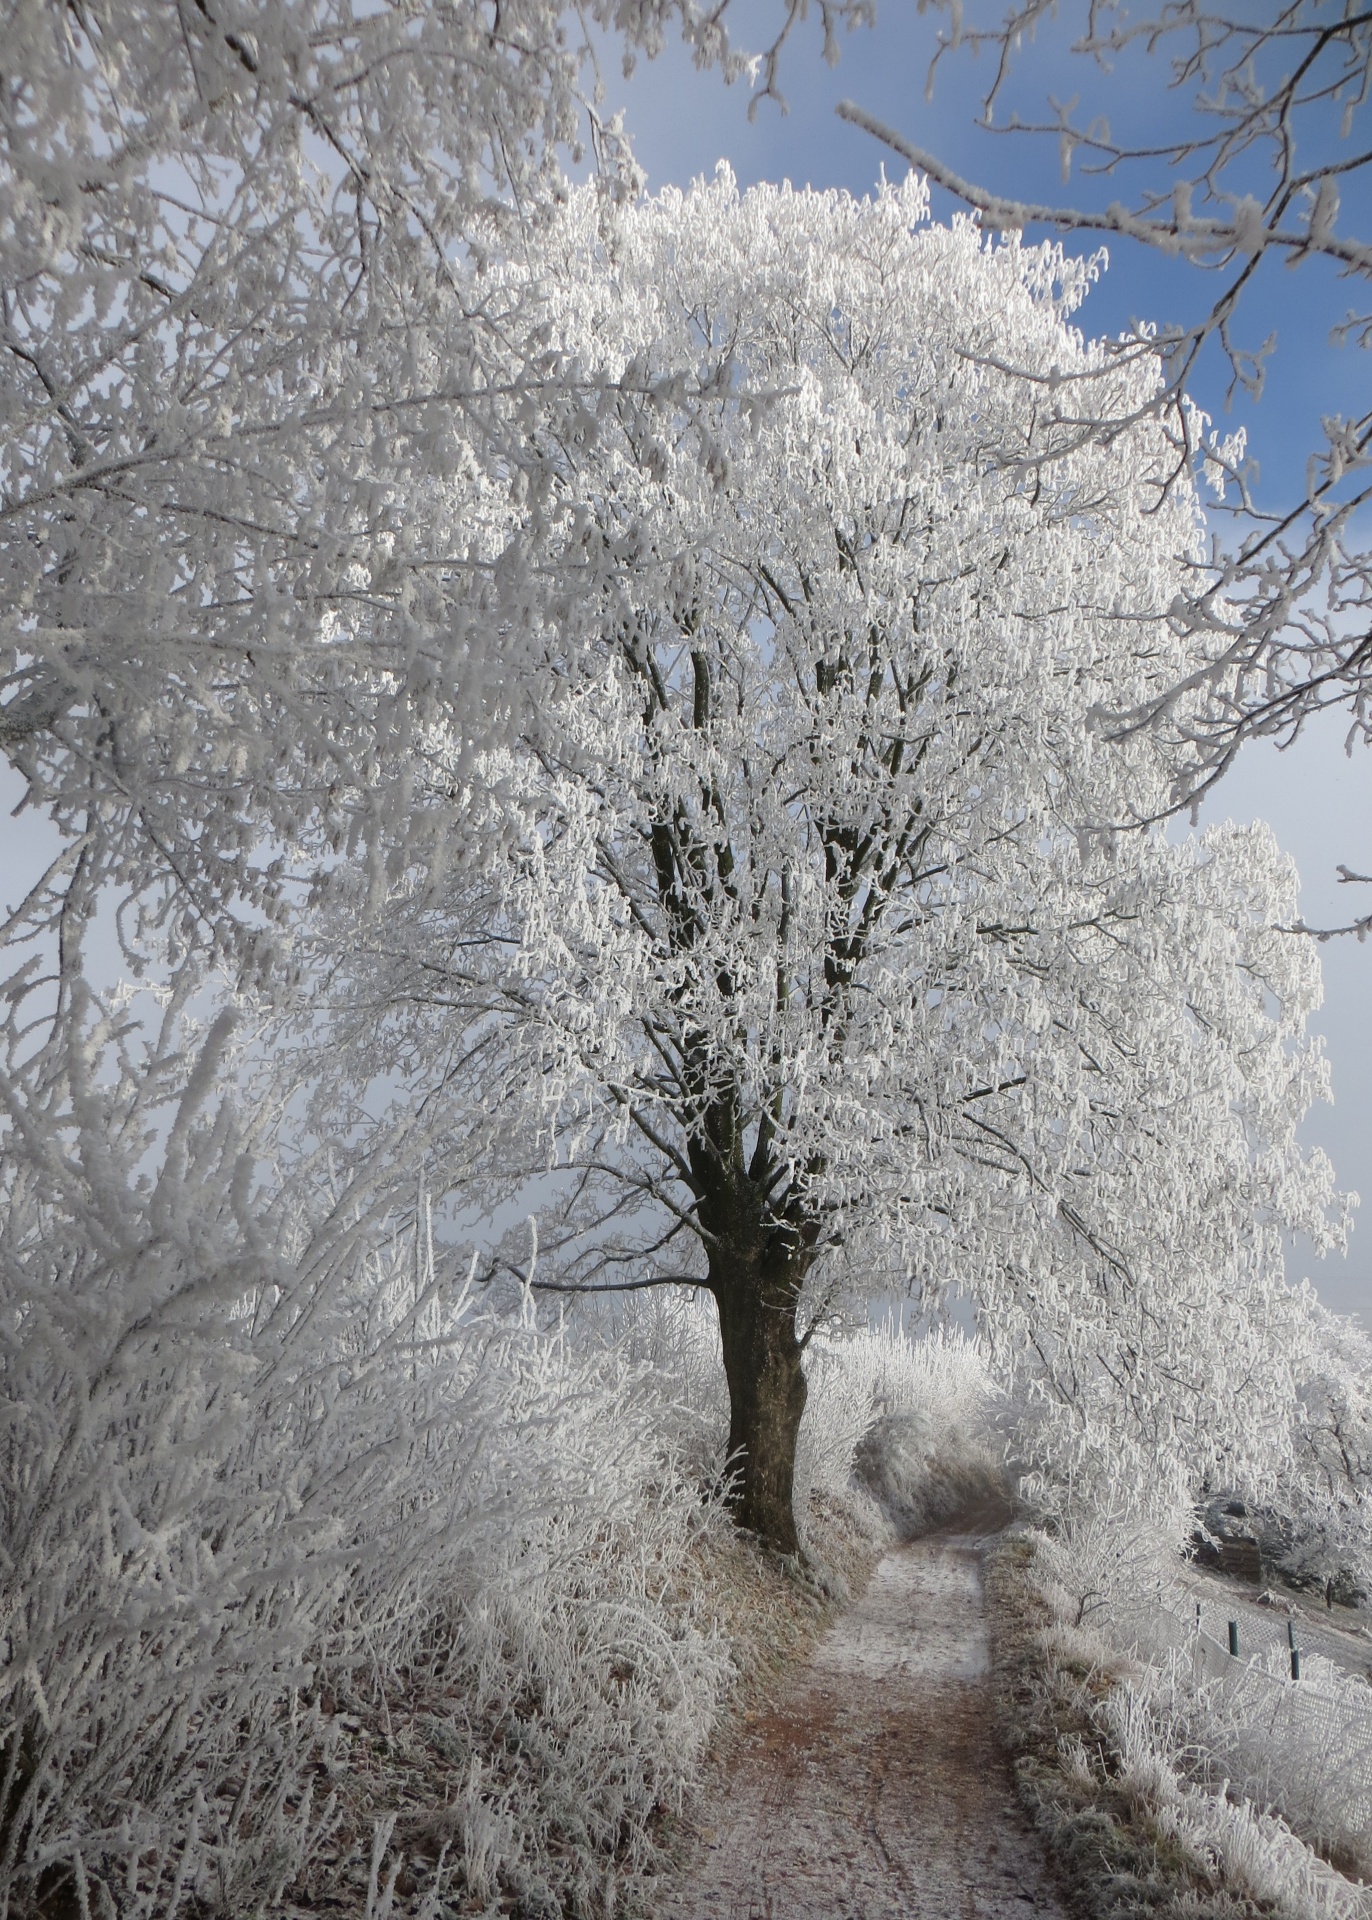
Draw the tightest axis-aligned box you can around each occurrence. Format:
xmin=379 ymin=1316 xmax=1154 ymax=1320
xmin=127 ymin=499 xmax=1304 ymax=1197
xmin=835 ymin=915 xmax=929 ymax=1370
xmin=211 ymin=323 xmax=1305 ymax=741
xmin=837 ymin=3 xmax=1372 ymax=872
xmin=1284 ymin=1302 xmax=1372 ymax=1593
xmin=308 ymin=174 xmax=1342 ymax=1552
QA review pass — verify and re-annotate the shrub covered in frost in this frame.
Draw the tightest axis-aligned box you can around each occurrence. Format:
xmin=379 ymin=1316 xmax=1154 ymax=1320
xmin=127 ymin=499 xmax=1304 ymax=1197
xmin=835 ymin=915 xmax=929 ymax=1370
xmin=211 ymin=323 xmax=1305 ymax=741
xmin=612 ymin=1286 xmax=731 ymax=1486
xmin=1023 ymin=1521 xmax=1372 ymax=1912
xmin=0 ymin=1009 xmax=729 ymax=1919
xmin=835 ymin=1326 xmax=1006 ymax=1538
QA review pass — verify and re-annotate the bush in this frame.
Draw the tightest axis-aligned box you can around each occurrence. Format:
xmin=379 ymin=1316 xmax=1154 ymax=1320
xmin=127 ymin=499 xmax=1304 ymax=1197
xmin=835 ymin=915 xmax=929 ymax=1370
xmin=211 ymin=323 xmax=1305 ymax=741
xmin=0 ymin=1013 xmax=729 ymax=1919
xmin=834 ymin=1326 xmax=1006 ymax=1537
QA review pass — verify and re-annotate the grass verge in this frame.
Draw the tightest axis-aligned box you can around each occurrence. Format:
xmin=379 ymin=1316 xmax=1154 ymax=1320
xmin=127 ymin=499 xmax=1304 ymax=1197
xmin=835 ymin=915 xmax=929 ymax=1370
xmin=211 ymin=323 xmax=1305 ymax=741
xmin=985 ymin=1532 xmax=1300 ymax=1920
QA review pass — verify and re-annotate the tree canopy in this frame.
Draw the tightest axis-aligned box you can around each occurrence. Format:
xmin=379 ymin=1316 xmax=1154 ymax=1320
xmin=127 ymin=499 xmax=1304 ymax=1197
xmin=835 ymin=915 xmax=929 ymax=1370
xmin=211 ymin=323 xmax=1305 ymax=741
xmin=0 ymin=0 xmax=838 ymax=990
xmin=303 ymin=173 xmax=1343 ymax=1547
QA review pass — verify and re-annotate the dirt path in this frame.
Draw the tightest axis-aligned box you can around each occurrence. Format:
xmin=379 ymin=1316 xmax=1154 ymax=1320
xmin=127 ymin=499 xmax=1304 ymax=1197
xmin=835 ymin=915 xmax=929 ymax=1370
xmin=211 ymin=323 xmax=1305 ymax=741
xmin=659 ymin=1512 xmax=1066 ymax=1920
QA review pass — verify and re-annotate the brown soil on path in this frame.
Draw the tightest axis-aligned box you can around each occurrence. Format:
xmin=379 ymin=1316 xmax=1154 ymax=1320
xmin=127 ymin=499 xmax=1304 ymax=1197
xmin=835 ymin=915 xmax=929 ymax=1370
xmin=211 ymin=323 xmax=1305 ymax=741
xmin=657 ymin=1506 xmax=1067 ymax=1920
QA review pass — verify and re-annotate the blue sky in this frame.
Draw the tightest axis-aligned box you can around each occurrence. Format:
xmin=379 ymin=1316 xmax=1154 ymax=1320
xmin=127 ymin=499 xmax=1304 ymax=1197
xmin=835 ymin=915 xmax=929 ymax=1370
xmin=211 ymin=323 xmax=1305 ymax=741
xmin=596 ymin=1 xmax=1372 ymax=1315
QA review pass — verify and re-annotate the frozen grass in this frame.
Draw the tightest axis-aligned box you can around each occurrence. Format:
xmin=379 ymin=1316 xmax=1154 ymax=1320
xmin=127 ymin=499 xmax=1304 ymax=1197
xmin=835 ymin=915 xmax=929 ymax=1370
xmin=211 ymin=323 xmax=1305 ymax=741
xmin=989 ymin=1536 xmax=1368 ymax=1920
xmin=1112 ymin=1653 xmax=1372 ymax=1888
xmin=1100 ymin=1673 xmax=1369 ymax=1918
xmin=1018 ymin=1523 xmax=1372 ymax=1918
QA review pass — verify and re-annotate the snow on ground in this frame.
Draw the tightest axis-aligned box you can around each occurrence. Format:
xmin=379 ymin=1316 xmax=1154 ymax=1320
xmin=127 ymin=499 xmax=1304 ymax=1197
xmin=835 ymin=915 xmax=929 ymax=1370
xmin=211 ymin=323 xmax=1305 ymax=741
xmin=656 ymin=1504 xmax=1065 ymax=1920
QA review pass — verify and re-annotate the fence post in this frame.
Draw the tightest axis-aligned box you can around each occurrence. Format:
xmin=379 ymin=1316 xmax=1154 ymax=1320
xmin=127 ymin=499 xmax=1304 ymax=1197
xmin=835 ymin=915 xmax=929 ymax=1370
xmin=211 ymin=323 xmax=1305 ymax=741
xmin=1291 ymin=1645 xmax=1301 ymax=1682
xmin=1228 ymin=1619 xmax=1239 ymax=1657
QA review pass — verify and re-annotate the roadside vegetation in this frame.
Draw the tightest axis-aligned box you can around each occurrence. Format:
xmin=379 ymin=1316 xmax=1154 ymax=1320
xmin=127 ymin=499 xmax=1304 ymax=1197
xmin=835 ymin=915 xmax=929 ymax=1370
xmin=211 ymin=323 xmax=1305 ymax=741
xmin=11 ymin=1179 xmax=1372 ymax=1920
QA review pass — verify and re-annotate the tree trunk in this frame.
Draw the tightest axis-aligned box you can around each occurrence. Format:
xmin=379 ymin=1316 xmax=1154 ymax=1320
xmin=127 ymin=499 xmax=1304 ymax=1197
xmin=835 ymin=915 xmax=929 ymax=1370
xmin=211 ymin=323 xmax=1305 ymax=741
xmin=711 ymin=1260 xmax=808 ymax=1555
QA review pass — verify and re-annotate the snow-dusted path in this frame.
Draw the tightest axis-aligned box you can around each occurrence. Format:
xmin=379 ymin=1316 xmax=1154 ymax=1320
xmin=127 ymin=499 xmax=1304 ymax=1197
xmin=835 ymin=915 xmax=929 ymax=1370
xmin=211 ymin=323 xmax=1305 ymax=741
xmin=659 ymin=1515 xmax=1065 ymax=1920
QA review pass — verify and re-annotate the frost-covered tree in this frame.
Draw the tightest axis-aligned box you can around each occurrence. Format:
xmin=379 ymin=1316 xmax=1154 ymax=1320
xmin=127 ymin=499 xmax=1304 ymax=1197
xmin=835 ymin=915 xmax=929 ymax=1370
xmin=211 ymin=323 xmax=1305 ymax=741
xmin=309 ymin=174 xmax=1342 ymax=1552
xmin=0 ymin=0 xmax=869 ymax=992
xmin=837 ymin=3 xmax=1372 ymax=840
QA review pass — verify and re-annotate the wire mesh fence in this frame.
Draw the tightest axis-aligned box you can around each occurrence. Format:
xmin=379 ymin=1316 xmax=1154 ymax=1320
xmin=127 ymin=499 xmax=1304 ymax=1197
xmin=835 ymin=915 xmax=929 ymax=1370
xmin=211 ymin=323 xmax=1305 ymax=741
xmin=1093 ymin=1567 xmax=1372 ymax=1859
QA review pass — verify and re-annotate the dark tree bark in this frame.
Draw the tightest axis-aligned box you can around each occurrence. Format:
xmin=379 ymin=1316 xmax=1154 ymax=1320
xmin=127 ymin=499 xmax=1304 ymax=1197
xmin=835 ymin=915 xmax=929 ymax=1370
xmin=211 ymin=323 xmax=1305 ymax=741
xmin=711 ymin=1250 xmax=809 ymax=1554
xmin=691 ymin=1114 xmax=815 ymax=1553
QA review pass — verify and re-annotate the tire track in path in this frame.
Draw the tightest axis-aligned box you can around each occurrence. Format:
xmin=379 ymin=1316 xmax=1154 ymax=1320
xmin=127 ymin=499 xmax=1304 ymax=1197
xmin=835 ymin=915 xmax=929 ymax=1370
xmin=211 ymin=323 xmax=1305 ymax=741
xmin=659 ymin=1508 xmax=1066 ymax=1920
